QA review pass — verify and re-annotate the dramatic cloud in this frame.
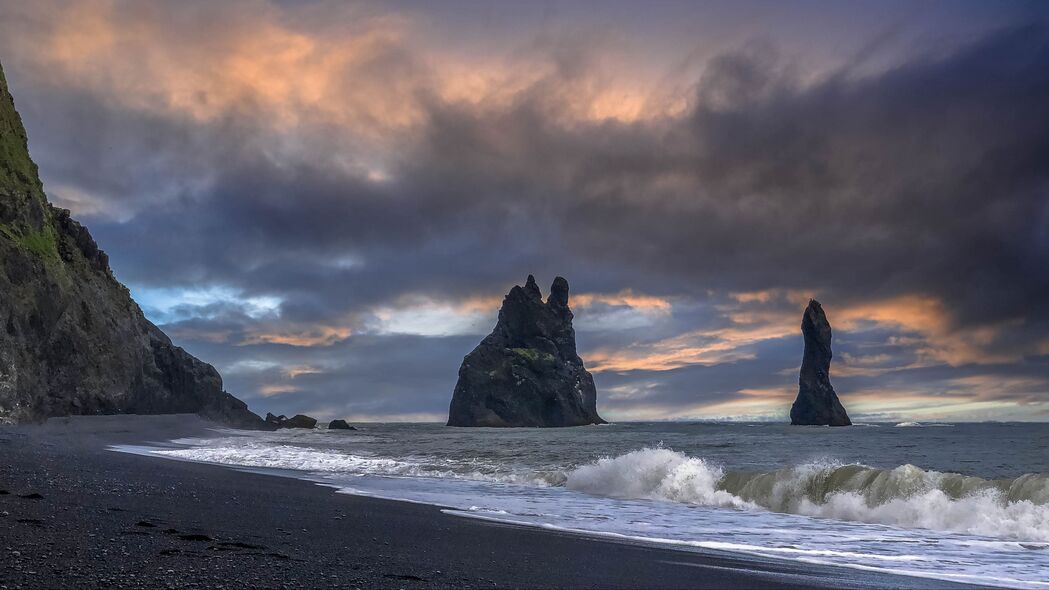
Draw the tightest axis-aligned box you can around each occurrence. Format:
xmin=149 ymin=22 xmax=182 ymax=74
xmin=0 ymin=0 xmax=1047 ymax=421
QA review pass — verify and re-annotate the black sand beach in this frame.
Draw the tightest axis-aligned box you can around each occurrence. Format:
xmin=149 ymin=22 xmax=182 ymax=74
xmin=0 ymin=416 xmax=986 ymax=589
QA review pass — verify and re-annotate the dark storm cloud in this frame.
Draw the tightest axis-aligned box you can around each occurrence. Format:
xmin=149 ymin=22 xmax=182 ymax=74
xmin=92 ymin=25 xmax=1049 ymax=314
xmin=1 ymin=1 xmax=1048 ymax=419
xmin=560 ymin=28 xmax=1049 ymax=323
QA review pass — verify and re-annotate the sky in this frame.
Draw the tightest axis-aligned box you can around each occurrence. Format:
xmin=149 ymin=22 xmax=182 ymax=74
xmin=1 ymin=0 xmax=1048 ymax=423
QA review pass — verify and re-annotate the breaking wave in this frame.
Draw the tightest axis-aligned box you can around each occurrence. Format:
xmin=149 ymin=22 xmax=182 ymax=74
xmin=154 ymin=441 xmax=1049 ymax=542
xmin=566 ymin=448 xmax=1049 ymax=541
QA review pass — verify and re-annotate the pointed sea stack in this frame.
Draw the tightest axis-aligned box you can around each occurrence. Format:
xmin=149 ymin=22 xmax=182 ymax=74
xmin=790 ymin=300 xmax=851 ymax=426
xmin=447 ymin=275 xmax=605 ymax=427
xmin=0 ymin=60 xmax=265 ymax=428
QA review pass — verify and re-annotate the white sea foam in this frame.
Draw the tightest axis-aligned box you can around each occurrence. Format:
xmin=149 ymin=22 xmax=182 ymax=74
xmin=566 ymin=447 xmax=755 ymax=509
xmin=566 ymin=448 xmax=1049 ymax=541
xmin=154 ymin=442 xmax=561 ymax=485
xmin=159 ymin=441 xmax=1049 ymax=542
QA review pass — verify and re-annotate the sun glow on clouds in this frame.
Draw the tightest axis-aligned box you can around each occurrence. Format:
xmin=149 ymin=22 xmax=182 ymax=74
xmin=31 ymin=1 xmax=418 ymax=132
xmin=835 ymin=296 xmax=1019 ymax=367
xmin=240 ymin=325 xmax=352 ymax=348
xmin=258 ymin=384 xmax=299 ymax=398
xmin=586 ymin=316 xmax=794 ymax=373
xmin=369 ymin=296 xmax=499 ymax=337
xmin=284 ymin=365 xmax=324 ymax=379
xmin=6 ymin=0 xmax=676 ymax=166
xmin=587 ymin=291 xmax=1029 ymax=376
xmin=573 ymin=290 xmax=672 ymax=312
xmin=366 ymin=290 xmax=673 ymax=337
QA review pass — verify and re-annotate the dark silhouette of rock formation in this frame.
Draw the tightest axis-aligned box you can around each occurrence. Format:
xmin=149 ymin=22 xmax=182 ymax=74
xmin=447 ymin=275 xmax=605 ymax=427
xmin=328 ymin=419 xmax=355 ymax=430
xmin=790 ymin=300 xmax=851 ymax=426
xmin=265 ymin=413 xmax=318 ymax=429
xmin=0 ymin=60 xmax=265 ymax=428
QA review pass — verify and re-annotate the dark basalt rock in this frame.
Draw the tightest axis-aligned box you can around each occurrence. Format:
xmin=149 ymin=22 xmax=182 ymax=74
xmin=264 ymin=414 xmax=318 ymax=429
xmin=327 ymin=419 xmax=355 ymax=430
xmin=0 ymin=60 xmax=266 ymax=429
xmin=790 ymin=300 xmax=851 ymax=426
xmin=283 ymin=414 xmax=317 ymax=429
xmin=447 ymin=275 xmax=605 ymax=427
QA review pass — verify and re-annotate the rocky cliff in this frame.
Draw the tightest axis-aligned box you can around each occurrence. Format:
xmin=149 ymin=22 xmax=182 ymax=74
xmin=789 ymin=300 xmax=851 ymax=426
xmin=0 ymin=61 xmax=265 ymax=428
xmin=447 ymin=275 xmax=605 ymax=427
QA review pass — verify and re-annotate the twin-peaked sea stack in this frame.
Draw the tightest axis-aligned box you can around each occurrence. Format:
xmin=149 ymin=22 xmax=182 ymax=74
xmin=447 ymin=275 xmax=605 ymax=427
xmin=790 ymin=300 xmax=851 ymax=426
xmin=0 ymin=61 xmax=265 ymax=428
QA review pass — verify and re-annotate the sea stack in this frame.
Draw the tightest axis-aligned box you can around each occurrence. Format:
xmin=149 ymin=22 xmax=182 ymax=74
xmin=0 ymin=60 xmax=265 ymax=428
xmin=447 ymin=275 xmax=605 ymax=427
xmin=790 ymin=300 xmax=851 ymax=426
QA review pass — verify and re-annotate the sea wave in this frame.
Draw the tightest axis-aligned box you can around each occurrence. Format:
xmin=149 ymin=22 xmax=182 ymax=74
xmin=153 ymin=443 xmax=565 ymax=486
xmin=565 ymin=448 xmax=1049 ymax=541
xmin=153 ymin=441 xmax=1049 ymax=542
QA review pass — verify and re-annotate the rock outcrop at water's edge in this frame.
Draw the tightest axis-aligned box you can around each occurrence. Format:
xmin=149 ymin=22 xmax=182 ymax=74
xmin=447 ymin=275 xmax=605 ymax=427
xmin=789 ymin=300 xmax=851 ymax=426
xmin=265 ymin=414 xmax=319 ymax=429
xmin=0 ymin=60 xmax=266 ymax=428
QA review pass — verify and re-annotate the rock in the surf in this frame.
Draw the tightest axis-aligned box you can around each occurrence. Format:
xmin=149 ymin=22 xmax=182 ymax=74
xmin=0 ymin=60 xmax=266 ymax=428
xmin=789 ymin=300 xmax=851 ymax=426
xmin=328 ymin=419 xmax=355 ymax=430
xmin=265 ymin=413 xmax=318 ymax=429
xmin=283 ymin=414 xmax=317 ymax=429
xmin=447 ymin=275 xmax=605 ymax=427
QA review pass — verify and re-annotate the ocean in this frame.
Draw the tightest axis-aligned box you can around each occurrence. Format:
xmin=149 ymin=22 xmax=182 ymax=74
xmin=118 ymin=422 xmax=1049 ymax=588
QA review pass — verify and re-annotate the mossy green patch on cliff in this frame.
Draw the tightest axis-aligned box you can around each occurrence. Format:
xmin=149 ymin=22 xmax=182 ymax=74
xmin=0 ymin=62 xmax=42 ymax=194
xmin=0 ymin=59 xmax=61 ymax=264
xmin=0 ymin=223 xmax=59 ymax=260
xmin=510 ymin=347 xmax=556 ymax=364
xmin=18 ymin=226 xmax=58 ymax=259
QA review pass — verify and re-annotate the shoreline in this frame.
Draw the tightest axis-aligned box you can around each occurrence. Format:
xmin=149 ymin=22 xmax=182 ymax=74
xmin=1 ymin=415 xmax=990 ymax=589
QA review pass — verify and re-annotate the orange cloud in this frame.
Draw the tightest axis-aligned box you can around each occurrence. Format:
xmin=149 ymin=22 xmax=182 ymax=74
xmin=586 ymin=321 xmax=793 ymax=373
xmin=835 ymin=295 xmax=1017 ymax=366
xmin=736 ymin=387 xmax=794 ymax=399
xmin=30 ymin=1 xmax=413 ymax=129
xmin=241 ymin=326 xmax=351 ymax=347
xmin=729 ymin=289 xmax=813 ymax=305
xmin=258 ymin=384 xmax=300 ymax=397
xmin=284 ymin=365 xmax=324 ymax=378
xmin=586 ymin=291 xmax=1027 ymax=375
xmin=573 ymin=290 xmax=672 ymax=312
xmin=3 ymin=0 xmax=685 ymax=156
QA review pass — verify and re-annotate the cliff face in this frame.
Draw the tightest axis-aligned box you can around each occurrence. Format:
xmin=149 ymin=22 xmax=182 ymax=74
xmin=0 ymin=61 xmax=265 ymax=428
xmin=789 ymin=300 xmax=851 ymax=426
xmin=447 ymin=275 xmax=605 ymax=427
